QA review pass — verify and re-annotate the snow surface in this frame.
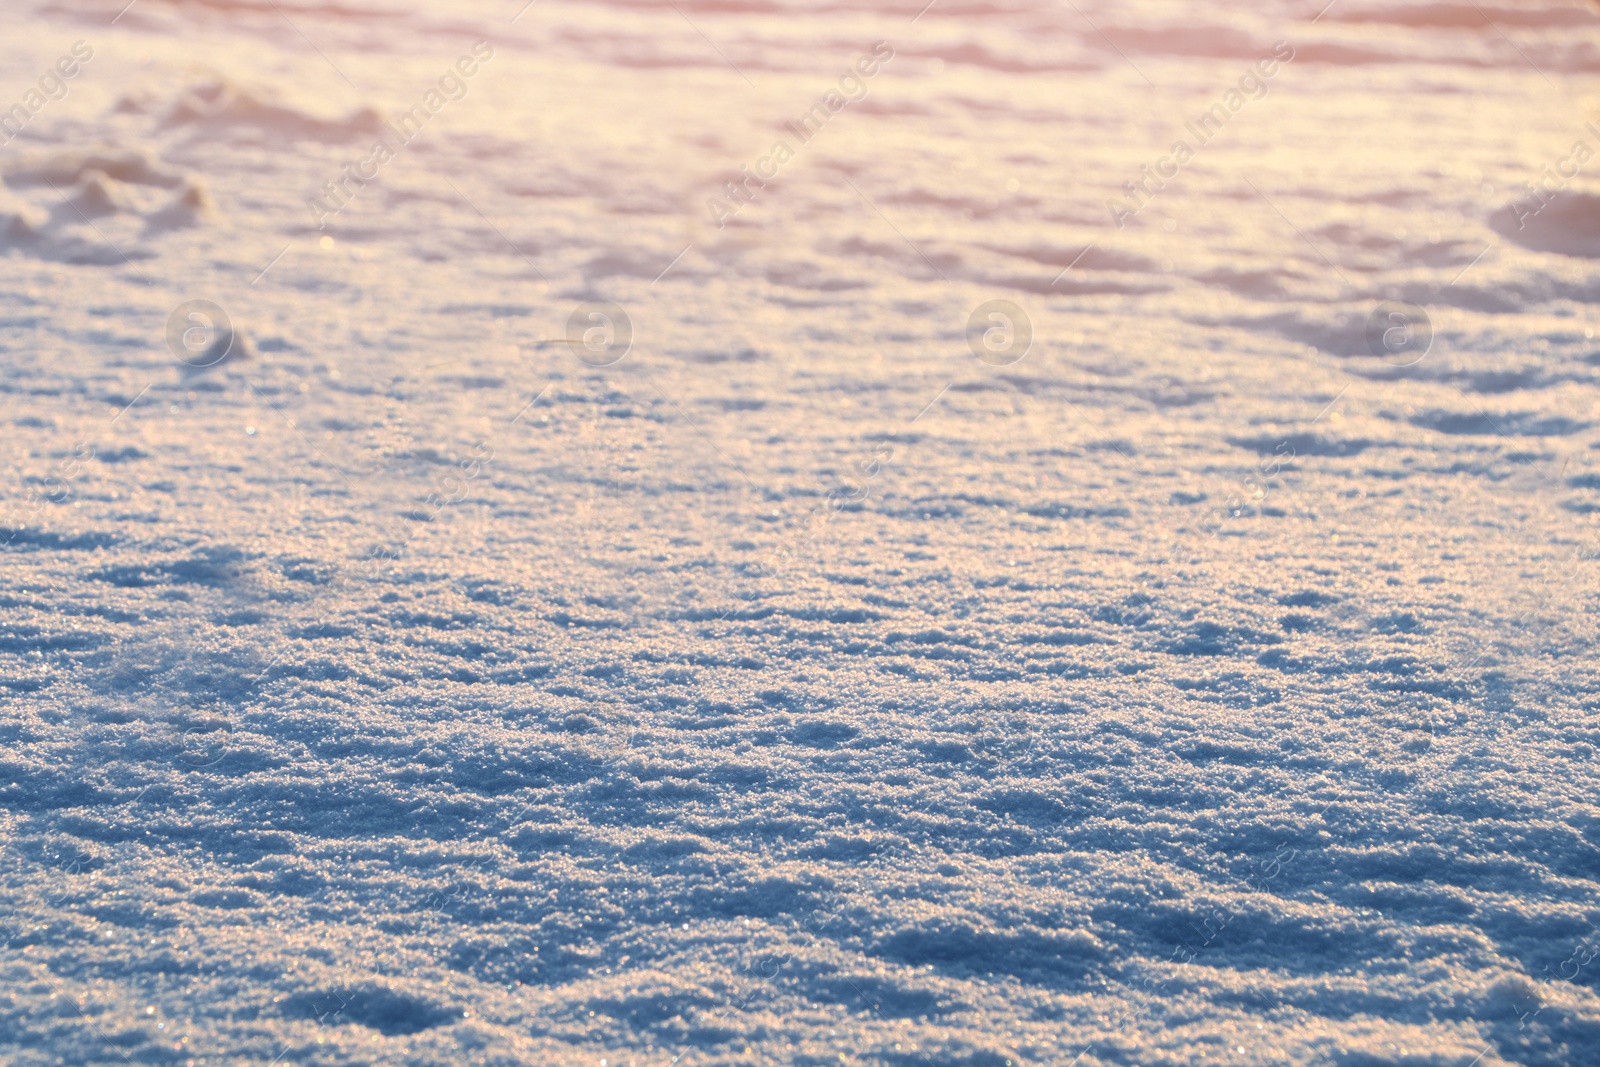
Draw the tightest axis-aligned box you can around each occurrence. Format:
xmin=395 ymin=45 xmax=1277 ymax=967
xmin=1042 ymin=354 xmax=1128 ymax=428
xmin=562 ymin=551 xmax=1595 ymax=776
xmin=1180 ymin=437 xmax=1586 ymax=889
xmin=4 ymin=0 xmax=1600 ymax=1064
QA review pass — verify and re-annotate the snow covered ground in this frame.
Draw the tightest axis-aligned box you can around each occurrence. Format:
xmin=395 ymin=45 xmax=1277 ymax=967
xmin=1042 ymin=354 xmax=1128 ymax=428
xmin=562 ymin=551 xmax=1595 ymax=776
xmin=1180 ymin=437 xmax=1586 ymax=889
xmin=4 ymin=0 xmax=1600 ymax=1063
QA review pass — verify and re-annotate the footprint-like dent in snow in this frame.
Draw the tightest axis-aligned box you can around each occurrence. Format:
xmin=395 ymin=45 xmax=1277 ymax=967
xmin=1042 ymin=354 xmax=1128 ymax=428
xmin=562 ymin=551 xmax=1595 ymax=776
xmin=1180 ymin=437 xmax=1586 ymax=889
xmin=0 ymin=185 xmax=47 ymax=240
xmin=1492 ymin=188 xmax=1600 ymax=258
xmin=281 ymin=986 xmax=457 ymax=1035
xmin=1404 ymin=409 xmax=1589 ymax=437
xmin=6 ymin=148 xmax=185 ymax=191
xmin=146 ymin=180 xmax=219 ymax=231
xmin=2 ymin=147 xmax=211 ymax=260
xmin=59 ymin=170 xmax=139 ymax=217
xmin=119 ymin=77 xmax=384 ymax=142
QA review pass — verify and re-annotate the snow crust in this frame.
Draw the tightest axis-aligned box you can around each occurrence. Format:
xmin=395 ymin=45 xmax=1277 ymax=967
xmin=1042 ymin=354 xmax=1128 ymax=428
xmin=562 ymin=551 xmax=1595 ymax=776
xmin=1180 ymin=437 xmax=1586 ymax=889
xmin=3 ymin=0 xmax=1600 ymax=1064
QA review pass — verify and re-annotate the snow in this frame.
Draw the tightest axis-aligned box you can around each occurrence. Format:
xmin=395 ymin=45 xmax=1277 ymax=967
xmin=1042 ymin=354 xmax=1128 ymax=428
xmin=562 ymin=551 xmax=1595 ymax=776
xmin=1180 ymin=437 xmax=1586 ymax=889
xmin=3 ymin=0 xmax=1600 ymax=1064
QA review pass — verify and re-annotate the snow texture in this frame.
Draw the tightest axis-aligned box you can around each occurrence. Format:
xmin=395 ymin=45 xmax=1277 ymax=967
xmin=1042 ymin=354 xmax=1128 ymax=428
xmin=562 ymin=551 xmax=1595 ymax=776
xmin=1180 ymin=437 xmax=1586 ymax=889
xmin=3 ymin=0 xmax=1600 ymax=1064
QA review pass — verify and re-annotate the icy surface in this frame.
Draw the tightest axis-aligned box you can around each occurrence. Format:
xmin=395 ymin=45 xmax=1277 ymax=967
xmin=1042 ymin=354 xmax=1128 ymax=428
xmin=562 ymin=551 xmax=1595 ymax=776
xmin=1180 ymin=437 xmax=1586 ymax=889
xmin=3 ymin=0 xmax=1600 ymax=1064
